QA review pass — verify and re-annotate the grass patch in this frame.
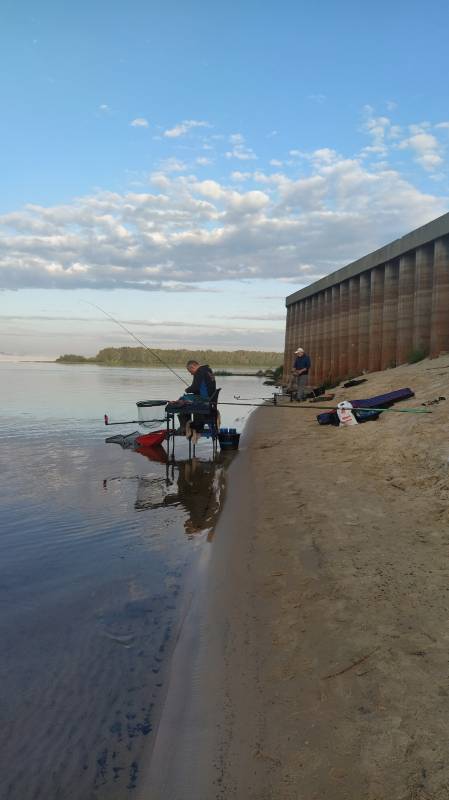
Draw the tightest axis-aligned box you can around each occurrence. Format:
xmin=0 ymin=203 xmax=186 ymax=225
xmin=408 ymin=348 xmax=428 ymax=364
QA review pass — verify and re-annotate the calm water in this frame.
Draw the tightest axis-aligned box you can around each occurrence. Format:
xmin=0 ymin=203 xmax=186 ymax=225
xmin=0 ymin=363 xmax=268 ymax=800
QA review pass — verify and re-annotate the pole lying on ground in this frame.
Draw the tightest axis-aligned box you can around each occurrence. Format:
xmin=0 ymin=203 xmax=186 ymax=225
xmin=217 ymin=402 xmax=431 ymax=413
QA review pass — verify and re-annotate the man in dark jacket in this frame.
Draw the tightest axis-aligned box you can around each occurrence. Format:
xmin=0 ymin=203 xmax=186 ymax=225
xmin=177 ymin=360 xmax=216 ymax=435
xmin=185 ymin=360 xmax=216 ymax=398
xmin=293 ymin=347 xmax=311 ymax=401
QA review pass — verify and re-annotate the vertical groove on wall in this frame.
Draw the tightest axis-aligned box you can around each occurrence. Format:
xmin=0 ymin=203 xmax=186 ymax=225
xmin=323 ymin=288 xmax=332 ymax=383
xmin=396 ymin=251 xmax=416 ymax=364
xmin=315 ymin=292 xmax=325 ymax=383
xmin=310 ymin=294 xmax=318 ymax=382
xmin=338 ymin=281 xmax=349 ymax=379
xmin=348 ymin=276 xmax=360 ymax=377
xmin=330 ymin=285 xmax=340 ymax=381
xmin=369 ymin=266 xmax=384 ymax=372
xmin=413 ymin=244 xmax=433 ymax=355
xmin=358 ymin=272 xmax=371 ymax=375
xmin=430 ymin=236 xmax=449 ymax=357
xmin=381 ymin=260 xmax=399 ymax=369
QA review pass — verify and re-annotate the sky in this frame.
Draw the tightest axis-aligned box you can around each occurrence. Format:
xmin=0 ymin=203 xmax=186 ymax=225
xmin=1 ymin=0 xmax=449 ymax=358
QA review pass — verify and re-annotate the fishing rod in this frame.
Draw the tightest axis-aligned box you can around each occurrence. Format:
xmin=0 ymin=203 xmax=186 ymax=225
xmin=104 ymin=403 xmax=431 ymax=426
xmin=84 ymin=301 xmax=189 ymax=386
xmin=218 ymin=402 xmax=432 ymax=413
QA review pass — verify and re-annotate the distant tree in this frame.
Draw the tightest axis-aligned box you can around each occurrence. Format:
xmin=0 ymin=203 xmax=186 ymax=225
xmin=57 ymin=347 xmax=283 ymax=368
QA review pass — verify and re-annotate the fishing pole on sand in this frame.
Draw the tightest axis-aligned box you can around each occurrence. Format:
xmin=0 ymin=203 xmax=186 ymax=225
xmin=218 ymin=402 xmax=432 ymax=414
xmin=104 ymin=402 xmax=431 ymax=426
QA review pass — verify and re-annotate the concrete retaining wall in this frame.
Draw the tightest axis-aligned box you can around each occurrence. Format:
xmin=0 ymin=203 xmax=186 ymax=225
xmin=284 ymin=212 xmax=449 ymax=385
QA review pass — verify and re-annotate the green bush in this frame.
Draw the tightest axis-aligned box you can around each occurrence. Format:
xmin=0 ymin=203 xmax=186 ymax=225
xmin=408 ymin=348 xmax=427 ymax=364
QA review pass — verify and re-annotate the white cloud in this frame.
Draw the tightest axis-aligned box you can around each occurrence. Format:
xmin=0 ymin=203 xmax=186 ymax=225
xmin=225 ymin=133 xmax=257 ymax=161
xmin=163 ymin=119 xmax=210 ymax=138
xmin=99 ymin=104 xmax=111 ymax=113
xmin=1 ymin=156 xmax=446 ymax=294
xmin=230 ymin=171 xmax=251 ymax=182
xmin=157 ymin=157 xmax=187 ymax=173
xmin=360 ymin=108 xmax=449 ymax=178
xmin=398 ymin=129 xmax=444 ymax=172
xmin=130 ymin=118 xmax=149 ymax=128
xmin=2 ymin=110 xmax=449 ymax=295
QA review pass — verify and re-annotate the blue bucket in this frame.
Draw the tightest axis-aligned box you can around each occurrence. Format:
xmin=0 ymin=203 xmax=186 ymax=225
xmin=218 ymin=428 xmax=240 ymax=450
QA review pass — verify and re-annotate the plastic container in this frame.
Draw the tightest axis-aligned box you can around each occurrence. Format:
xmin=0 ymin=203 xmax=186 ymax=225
xmin=218 ymin=428 xmax=240 ymax=450
xmin=136 ymin=400 xmax=168 ymax=427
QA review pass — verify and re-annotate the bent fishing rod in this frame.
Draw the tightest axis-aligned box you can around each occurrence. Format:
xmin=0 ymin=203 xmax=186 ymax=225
xmin=84 ymin=301 xmax=189 ymax=386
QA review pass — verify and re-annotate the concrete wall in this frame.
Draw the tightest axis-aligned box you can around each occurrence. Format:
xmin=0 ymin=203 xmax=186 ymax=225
xmin=284 ymin=212 xmax=449 ymax=385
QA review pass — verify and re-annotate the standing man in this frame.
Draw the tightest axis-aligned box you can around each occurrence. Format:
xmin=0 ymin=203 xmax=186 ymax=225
xmin=293 ymin=347 xmax=311 ymax=401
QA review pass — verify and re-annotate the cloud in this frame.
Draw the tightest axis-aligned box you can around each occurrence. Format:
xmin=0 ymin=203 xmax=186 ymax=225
xmin=99 ymin=104 xmax=111 ymax=113
xmin=163 ymin=119 xmax=210 ymax=138
xmin=225 ymin=133 xmax=257 ymax=161
xmin=398 ymin=128 xmax=444 ymax=172
xmin=361 ymin=109 xmax=447 ymax=176
xmin=157 ymin=157 xmax=187 ymax=173
xmin=2 ymin=111 xmax=448 ymax=294
xmin=130 ymin=118 xmax=149 ymax=128
xmin=1 ymin=157 xmax=446 ymax=294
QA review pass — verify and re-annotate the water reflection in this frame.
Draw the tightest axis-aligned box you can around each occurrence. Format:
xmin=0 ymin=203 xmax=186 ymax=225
xmin=104 ymin=445 xmax=236 ymax=541
xmin=0 ymin=364 xmax=257 ymax=800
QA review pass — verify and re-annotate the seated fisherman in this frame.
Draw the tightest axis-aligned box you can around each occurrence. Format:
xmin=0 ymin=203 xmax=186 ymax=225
xmin=177 ymin=360 xmax=216 ymax=435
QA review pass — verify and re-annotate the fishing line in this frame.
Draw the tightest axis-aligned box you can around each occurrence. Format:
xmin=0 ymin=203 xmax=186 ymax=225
xmin=83 ymin=301 xmax=189 ymax=386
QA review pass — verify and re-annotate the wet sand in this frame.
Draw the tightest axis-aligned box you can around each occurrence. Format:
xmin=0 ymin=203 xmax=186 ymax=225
xmin=139 ymin=354 xmax=449 ymax=800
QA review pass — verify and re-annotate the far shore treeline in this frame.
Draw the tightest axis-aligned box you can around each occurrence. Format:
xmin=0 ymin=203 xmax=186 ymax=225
xmin=56 ymin=346 xmax=283 ymax=368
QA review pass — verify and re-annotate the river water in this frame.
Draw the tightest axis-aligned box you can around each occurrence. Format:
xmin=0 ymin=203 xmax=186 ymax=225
xmin=0 ymin=363 xmax=269 ymax=800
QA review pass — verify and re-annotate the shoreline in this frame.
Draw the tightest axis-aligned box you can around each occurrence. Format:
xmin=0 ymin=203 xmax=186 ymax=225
xmin=139 ymin=354 xmax=449 ymax=799
xmin=136 ymin=410 xmax=262 ymax=799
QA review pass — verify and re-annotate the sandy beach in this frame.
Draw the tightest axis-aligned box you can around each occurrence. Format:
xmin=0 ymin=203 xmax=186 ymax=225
xmin=139 ymin=354 xmax=449 ymax=800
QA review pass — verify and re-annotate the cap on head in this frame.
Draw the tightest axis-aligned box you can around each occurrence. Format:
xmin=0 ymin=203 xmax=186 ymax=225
xmin=295 ymin=347 xmax=304 ymax=354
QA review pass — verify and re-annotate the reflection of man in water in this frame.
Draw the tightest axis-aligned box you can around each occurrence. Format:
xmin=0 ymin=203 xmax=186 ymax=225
xmin=133 ymin=450 xmax=234 ymax=539
xmin=177 ymin=457 xmax=223 ymax=539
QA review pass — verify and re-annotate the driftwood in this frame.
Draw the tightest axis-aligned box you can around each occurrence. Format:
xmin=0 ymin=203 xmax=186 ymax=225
xmin=322 ymin=648 xmax=379 ymax=680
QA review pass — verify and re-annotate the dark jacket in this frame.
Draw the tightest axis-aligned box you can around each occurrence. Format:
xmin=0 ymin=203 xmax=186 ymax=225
xmin=293 ymin=354 xmax=311 ymax=373
xmin=187 ymin=364 xmax=216 ymax=398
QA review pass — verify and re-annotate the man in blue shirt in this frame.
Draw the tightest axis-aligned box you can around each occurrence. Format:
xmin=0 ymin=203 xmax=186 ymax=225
xmin=293 ymin=347 xmax=311 ymax=401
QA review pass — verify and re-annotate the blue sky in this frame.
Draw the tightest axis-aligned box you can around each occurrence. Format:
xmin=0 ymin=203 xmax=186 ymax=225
xmin=1 ymin=0 xmax=449 ymax=357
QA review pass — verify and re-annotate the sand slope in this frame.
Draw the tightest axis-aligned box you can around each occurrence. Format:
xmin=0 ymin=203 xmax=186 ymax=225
xmin=140 ymin=354 xmax=449 ymax=800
